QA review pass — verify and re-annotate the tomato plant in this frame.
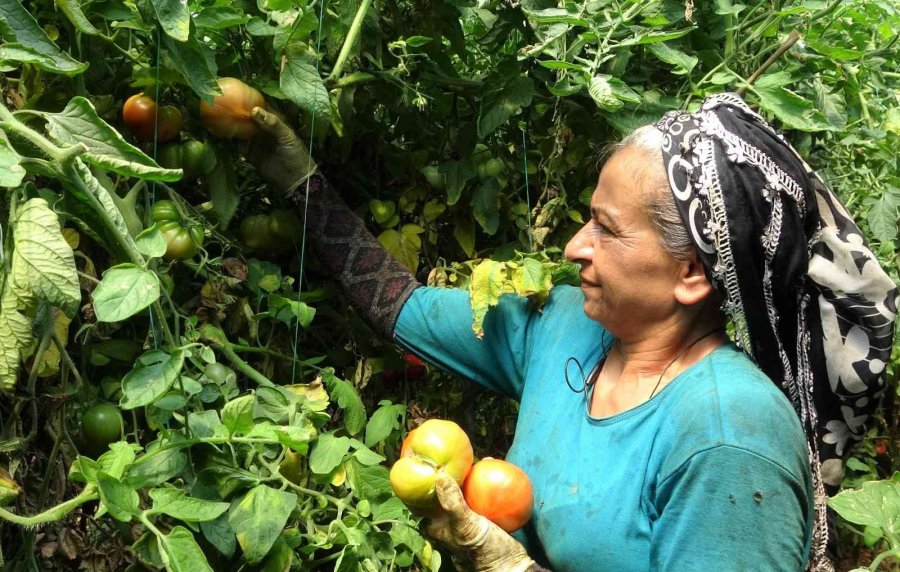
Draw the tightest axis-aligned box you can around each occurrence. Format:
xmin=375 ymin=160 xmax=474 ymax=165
xmin=463 ymin=458 xmax=534 ymax=533
xmin=0 ymin=0 xmax=896 ymax=569
xmin=122 ymin=94 xmax=182 ymax=143
xmin=390 ymin=419 xmax=473 ymax=513
xmin=200 ymin=77 xmax=267 ymax=140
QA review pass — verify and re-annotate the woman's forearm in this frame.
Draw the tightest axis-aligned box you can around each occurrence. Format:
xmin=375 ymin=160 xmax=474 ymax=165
xmin=284 ymin=173 xmax=420 ymax=339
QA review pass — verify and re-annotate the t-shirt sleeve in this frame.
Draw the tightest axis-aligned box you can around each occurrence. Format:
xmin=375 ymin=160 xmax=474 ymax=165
xmin=649 ymin=445 xmax=812 ymax=571
xmin=393 ymin=286 xmax=539 ymax=399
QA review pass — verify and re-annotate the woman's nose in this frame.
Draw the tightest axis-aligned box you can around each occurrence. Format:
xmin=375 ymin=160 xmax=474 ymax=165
xmin=564 ymin=223 xmax=592 ymax=263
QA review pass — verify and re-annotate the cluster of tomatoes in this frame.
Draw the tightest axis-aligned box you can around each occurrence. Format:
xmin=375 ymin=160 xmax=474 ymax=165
xmin=390 ymin=419 xmax=534 ymax=533
xmin=121 ymin=77 xmax=270 ymax=261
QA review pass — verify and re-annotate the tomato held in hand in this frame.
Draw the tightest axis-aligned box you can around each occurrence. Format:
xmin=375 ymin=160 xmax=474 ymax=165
xmin=122 ymin=94 xmax=182 ymax=143
xmin=200 ymin=77 xmax=267 ymax=140
xmin=80 ymin=403 xmax=124 ymax=456
xmin=463 ymin=457 xmax=534 ymax=532
xmin=390 ymin=419 xmax=473 ymax=514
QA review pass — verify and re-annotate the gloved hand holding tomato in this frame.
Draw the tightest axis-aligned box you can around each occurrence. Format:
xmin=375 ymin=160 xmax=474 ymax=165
xmin=390 ymin=419 xmax=537 ymax=572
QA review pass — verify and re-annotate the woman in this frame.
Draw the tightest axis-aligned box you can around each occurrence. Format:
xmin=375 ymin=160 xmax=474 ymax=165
xmin=247 ymin=93 xmax=897 ymax=571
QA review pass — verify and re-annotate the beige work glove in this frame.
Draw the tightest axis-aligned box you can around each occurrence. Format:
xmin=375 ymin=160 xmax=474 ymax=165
xmin=248 ymin=107 xmax=318 ymax=196
xmin=427 ymin=474 xmax=537 ymax=572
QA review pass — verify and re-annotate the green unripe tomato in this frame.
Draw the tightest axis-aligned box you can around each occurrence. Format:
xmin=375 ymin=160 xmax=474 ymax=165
xmin=204 ymin=362 xmax=236 ymax=385
xmin=481 ymin=158 xmax=503 ymax=178
xmin=157 ymin=141 xmax=216 ymax=177
xmin=80 ymin=403 xmax=124 ymax=456
xmin=151 ymin=200 xmax=180 ymax=224
xmin=161 ymin=225 xmax=203 ymax=260
xmin=240 ymin=214 xmax=280 ymax=251
xmin=269 ymin=210 xmax=303 ymax=242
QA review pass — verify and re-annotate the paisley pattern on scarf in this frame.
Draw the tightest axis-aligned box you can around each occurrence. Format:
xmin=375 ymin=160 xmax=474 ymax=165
xmin=656 ymin=93 xmax=898 ymax=572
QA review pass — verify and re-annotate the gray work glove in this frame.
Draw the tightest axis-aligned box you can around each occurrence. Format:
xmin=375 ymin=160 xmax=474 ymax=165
xmin=427 ymin=474 xmax=537 ymax=572
xmin=248 ymin=107 xmax=318 ymax=196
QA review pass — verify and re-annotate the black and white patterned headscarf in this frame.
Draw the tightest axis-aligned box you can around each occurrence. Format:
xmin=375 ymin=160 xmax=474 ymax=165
xmin=655 ymin=93 xmax=898 ymax=571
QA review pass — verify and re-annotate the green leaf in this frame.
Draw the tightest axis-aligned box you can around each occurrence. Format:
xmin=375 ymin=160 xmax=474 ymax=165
xmin=453 ymin=213 xmax=476 ymax=258
xmin=805 ymin=39 xmax=864 ymax=61
xmin=59 ymin=162 xmax=139 ymax=261
xmin=204 ymin=148 xmax=237 ymax=229
xmin=160 ymin=26 xmax=220 ymax=103
xmin=10 ymin=199 xmax=80 ymax=317
xmin=265 ymin=295 xmax=316 ymax=327
xmin=221 ymin=395 xmax=255 ymax=435
xmin=187 ymin=409 xmax=227 ymax=438
xmin=511 ymin=258 xmax=552 ymax=298
xmin=92 ymin=264 xmax=160 ymax=322
xmin=646 ymin=42 xmax=697 ymax=75
xmin=377 ymin=224 xmax=423 ymax=272
xmin=322 ymin=371 xmax=366 ymax=435
xmin=149 ymin=488 xmax=229 ymax=523
xmin=405 ymin=35 xmax=432 ymax=47
xmin=228 ymin=485 xmax=296 ymax=563
xmin=157 ymin=526 xmax=214 ymax=572
xmin=470 ymin=179 xmax=500 ymax=235
xmin=310 ymin=433 xmax=351 ymax=475
xmin=469 ymin=259 xmax=508 ymax=339
xmin=350 ymin=439 xmax=385 ymax=465
xmin=135 ymin=225 xmax=168 ymax=259
xmin=751 ymin=84 xmax=835 ymax=132
xmin=0 ymin=285 xmax=32 ymax=391
xmin=439 ymin=160 xmax=476 ymax=205
xmin=867 ymin=189 xmax=900 ymax=243
xmin=281 ymin=52 xmax=330 ymax=119
xmin=56 ymin=0 xmax=100 ymax=35
xmin=348 ymin=463 xmax=392 ymax=501
xmin=120 ymin=349 xmax=186 ymax=409
xmin=45 ymin=98 xmax=182 ymax=182
xmin=200 ymin=514 xmax=236 ymax=557
xmin=588 ymin=75 xmax=622 ymax=112
xmin=0 ymin=0 xmax=88 ymax=75
xmin=365 ymin=401 xmax=405 ymax=447
xmin=628 ymin=28 xmax=696 ymax=45
xmin=827 ymin=475 xmax=900 ymax=533
xmin=194 ymin=6 xmax=249 ymax=29
xmin=96 ymin=471 xmax=140 ymax=522
xmin=0 ymin=131 xmax=25 ymax=187
xmin=97 ymin=441 xmax=137 ymax=479
xmin=275 ymin=424 xmax=317 ymax=455
xmin=125 ymin=448 xmax=188 ymax=488
xmin=150 ymin=0 xmax=190 ymax=42
xmin=478 ymin=75 xmax=534 ymax=137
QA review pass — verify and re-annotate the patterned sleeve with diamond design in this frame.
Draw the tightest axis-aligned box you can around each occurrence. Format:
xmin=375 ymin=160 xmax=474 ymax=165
xmin=284 ymin=173 xmax=421 ymax=340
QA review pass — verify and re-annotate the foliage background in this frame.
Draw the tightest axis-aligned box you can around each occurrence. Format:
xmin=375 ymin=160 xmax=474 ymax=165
xmin=0 ymin=0 xmax=897 ymax=570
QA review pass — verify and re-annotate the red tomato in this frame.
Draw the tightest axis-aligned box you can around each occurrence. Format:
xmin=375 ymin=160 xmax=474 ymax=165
xmin=199 ymin=77 xmax=267 ymax=140
xmin=122 ymin=94 xmax=182 ymax=143
xmin=403 ymin=352 xmax=425 ymax=378
xmin=463 ymin=457 xmax=534 ymax=532
xmin=390 ymin=419 xmax=473 ymax=514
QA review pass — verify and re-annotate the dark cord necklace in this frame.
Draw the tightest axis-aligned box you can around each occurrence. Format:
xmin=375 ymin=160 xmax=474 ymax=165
xmin=566 ymin=327 xmax=724 ymax=400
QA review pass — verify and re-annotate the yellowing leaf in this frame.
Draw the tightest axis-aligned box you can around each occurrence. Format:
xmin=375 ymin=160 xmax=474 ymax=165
xmin=469 ymin=260 xmax=508 ymax=339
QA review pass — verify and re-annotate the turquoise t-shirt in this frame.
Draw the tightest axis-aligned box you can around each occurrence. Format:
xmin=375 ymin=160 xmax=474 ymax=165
xmin=394 ymin=284 xmax=814 ymax=571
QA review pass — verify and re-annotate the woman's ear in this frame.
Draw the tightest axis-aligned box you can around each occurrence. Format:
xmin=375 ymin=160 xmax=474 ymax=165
xmin=673 ymin=250 xmax=714 ymax=306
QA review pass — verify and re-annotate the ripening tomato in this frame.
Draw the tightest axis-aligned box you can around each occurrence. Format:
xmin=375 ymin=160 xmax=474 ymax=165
xmin=151 ymin=200 xmax=204 ymax=260
xmin=463 ymin=457 xmax=534 ymax=532
xmin=122 ymin=94 xmax=182 ymax=143
xmin=200 ymin=77 xmax=267 ymax=140
xmin=403 ymin=352 xmax=425 ymax=378
xmin=390 ymin=419 xmax=473 ymax=514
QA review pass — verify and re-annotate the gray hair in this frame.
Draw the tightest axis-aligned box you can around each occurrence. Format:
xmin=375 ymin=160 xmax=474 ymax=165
xmin=614 ymin=125 xmax=695 ymax=262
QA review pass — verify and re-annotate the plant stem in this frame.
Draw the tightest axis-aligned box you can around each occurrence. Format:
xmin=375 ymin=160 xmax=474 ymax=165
xmin=328 ymin=0 xmax=374 ymax=82
xmin=217 ymin=343 xmax=275 ymax=387
xmin=0 ymin=485 xmax=97 ymax=526
xmin=868 ymin=546 xmax=900 ymax=571
xmin=738 ymin=29 xmax=801 ymax=94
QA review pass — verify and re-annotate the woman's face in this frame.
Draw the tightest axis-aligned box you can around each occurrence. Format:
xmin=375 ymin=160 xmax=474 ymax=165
xmin=564 ymin=147 xmax=684 ymax=338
